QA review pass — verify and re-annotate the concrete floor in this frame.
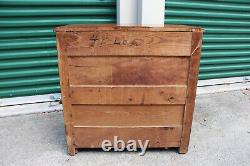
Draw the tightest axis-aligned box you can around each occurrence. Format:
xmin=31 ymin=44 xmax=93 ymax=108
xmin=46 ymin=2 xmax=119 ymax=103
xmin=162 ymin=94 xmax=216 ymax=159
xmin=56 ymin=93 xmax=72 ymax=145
xmin=0 ymin=90 xmax=249 ymax=166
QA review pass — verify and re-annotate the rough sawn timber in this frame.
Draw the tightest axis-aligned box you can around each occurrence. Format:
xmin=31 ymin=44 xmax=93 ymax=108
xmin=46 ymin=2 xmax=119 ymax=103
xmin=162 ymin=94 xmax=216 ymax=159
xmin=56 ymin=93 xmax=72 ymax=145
xmin=55 ymin=24 xmax=203 ymax=155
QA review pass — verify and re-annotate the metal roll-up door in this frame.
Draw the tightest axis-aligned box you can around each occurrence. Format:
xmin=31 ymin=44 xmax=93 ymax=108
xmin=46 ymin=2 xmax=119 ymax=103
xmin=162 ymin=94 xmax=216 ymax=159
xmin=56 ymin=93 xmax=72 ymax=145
xmin=0 ymin=0 xmax=249 ymax=98
xmin=0 ymin=0 xmax=116 ymax=98
xmin=165 ymin=0 xmax=250 ymax=80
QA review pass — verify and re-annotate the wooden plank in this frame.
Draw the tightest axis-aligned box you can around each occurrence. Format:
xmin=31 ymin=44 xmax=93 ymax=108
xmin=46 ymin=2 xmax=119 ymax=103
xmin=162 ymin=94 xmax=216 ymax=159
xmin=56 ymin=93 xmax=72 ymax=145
xmin=73 ymin=126 xmax=182 ymax=148
xmin=179 ymin=30 xmax=203 ymax=154
xmin=54 ymin=24 xmax=199 ymax=32
xmin=72 ymin=105 xmax=184 ymax=126
xmin=70 ymin=85 xmax=187 ymax=105
xmin=68 ymin=57 xmax=189 ymax=85
xmin=57 ymin=31 xmax=192 ymax=56
xmin=55 ymin=34 xmax=76 ymax=155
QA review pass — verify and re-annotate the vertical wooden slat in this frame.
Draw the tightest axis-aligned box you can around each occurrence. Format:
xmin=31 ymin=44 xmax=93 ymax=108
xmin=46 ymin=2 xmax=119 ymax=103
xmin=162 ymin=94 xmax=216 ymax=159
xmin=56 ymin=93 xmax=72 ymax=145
xmin=56 ymin=33 xmax=76 ymax=155
xmin=179 ymin=29 xmax=203 ymax=153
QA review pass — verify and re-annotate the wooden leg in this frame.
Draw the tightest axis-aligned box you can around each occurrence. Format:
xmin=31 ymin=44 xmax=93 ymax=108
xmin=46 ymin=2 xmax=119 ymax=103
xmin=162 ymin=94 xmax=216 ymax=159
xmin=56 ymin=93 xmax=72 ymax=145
xmin=68 ymin=146 xmax=76 ymax=156
xmin=178 ymin=146 xmax=188 ymax=154
xmin=179 ymin=126 xmax=192 ymax=154
xmin=179 ymin=128 xmax=191 ymax=154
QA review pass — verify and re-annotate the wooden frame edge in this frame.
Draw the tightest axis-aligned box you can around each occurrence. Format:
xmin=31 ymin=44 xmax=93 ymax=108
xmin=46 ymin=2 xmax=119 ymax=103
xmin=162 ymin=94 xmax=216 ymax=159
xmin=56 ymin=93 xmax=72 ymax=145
xmin=179 ymin=30 xmax=203 ymax=153
xmin=56 ymin=32 xmax=76 ymax=156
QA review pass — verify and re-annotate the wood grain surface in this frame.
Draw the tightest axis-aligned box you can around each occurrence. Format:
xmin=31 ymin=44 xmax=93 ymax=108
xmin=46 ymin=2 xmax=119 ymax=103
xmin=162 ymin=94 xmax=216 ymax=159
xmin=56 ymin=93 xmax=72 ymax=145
xmin=73 ymin=126 xmax=182 ymax=148
xmin=179 ymin=30 xmax=203 ymax=153
xmin=72 ymin=105 xmax=184 ymax=126
xmin=70 ymin=85 xmax=187 ymax=105
xmin=55 ymin=35 xmax=75 ymax=155
xmin=68 ymin=57 xmax=189 ymax=85
xmin=57 ymin=31 xmax=192 ymax=56
xmin=55 ymin=24 xmax=199 ymax=32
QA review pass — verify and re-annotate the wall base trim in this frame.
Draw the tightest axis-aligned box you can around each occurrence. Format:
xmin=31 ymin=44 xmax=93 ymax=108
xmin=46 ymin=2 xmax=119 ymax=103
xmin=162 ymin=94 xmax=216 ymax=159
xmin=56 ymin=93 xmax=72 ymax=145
xmin=0 ymin=101 xmax=62 ymax=118
xmin=197 ymin=81 xmax=250 ymax=95
xmin=198 ymin=76 xmax=250 ymax=86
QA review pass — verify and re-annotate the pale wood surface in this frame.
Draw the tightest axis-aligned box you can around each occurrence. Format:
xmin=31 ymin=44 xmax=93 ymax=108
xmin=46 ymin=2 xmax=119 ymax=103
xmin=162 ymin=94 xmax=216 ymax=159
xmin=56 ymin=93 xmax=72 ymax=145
xmin=72 ymin=105 xmax=184 ymax=126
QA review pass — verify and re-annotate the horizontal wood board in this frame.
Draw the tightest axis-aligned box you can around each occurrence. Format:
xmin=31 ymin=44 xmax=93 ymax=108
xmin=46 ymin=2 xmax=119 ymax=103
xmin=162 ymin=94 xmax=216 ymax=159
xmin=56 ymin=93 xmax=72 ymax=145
xmin=68 ymin=57 xmax=189 ymax=85
xmin=72 ymin=105 xmax=184 ymax=126
xmin=57 ymin=31 xmax=192 ymax=56
xmin=70 ymin=86 xmax=187 ymax=105
xmin=55 ymin=24 xmax=199 ymax=32
xmin=73 ymin=127 xmax=182 ymax=148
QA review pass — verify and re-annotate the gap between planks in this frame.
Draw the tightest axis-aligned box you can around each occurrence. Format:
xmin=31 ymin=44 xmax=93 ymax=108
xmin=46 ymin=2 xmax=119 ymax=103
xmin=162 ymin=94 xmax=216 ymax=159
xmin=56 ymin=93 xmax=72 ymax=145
xmin=70 ymin=85 xmax=187 ymax=88
xmin=73 ymin=126 xmax=182 ymax=128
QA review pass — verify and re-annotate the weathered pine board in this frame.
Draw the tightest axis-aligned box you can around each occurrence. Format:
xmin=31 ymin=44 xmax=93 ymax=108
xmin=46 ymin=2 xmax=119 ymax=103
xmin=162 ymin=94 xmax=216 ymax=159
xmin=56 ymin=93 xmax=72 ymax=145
xmin=72 ymin=105 xmax=184 ymax=126
xmin=57 ymin=31 xmax=192 ymax=56
xmin=55 ymin=24 xmax=196 ymax=32
xmin=70 ymin=86 xmax=187 ymax=105
xmin=56 ymin=37 xmax=76 ymax=155
xmin=73 ymin=127 xmax=182 ymax=148
xmin=179 ymin=30 xmax=203 ymax=153
xmin=68 ymin=57 xmax=189 ymax=85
